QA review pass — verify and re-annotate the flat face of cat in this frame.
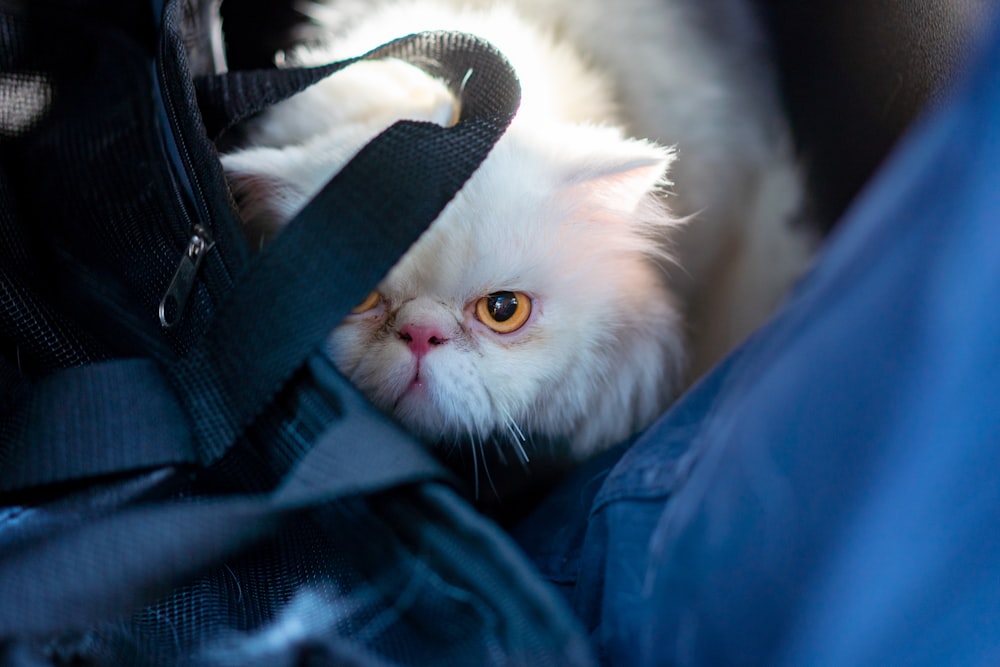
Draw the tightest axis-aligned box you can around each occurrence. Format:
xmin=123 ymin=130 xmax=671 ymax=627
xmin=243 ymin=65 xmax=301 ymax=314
xmin=323 ymin=123 xmax=686 ymax=463
xmin=221 ymin=57 xmax=686 ymax=465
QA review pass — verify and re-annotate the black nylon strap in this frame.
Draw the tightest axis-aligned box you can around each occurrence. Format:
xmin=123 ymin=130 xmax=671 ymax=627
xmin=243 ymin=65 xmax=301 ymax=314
xmin=0 ymin=358 xmax=441 ymax=639
xmin=195 ymin=30 xmax=517 ymax=141
xmin=196 ymin=60 xmax=355 ymax=142
xmin=172 ymin=31 xmax=520 ymax=463
xmin=0 ymin=359 xmax=196 ymax=493
xmin=274 ymin=354 xmax=448 ymax=505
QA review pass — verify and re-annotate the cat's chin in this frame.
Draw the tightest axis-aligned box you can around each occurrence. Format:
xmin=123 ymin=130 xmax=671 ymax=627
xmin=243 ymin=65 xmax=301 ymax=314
xmin=388 ymin=384 xmax=449 ymax=440
xmin=363 ymin=368 xmax=603 ymax=520
xmin=389 ymin=377 xmax=428 ymax=411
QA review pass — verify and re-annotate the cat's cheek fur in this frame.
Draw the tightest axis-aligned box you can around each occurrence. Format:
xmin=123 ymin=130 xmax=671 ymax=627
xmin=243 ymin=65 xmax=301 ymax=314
xmin=334 ymin=331 xmax=417 ymax=413
xmin=394 ymin=352 xmax=493 ymax=440
xmin=331 ymin=308 xmax=551 ymax=451
xmin=329 ymin=315 xmax=480 ymax=438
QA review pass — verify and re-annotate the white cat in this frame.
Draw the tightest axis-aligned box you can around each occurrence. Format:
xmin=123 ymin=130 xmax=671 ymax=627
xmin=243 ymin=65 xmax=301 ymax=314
xmin=220 ymin=0 xmax=813 ymax=485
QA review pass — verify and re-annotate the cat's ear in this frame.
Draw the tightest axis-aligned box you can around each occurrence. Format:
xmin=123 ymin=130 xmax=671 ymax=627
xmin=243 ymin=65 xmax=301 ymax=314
xmin=563 ymin=131 xmax=676 ymax=212
xmin=221 ymin=148 xmax=308 ymax=247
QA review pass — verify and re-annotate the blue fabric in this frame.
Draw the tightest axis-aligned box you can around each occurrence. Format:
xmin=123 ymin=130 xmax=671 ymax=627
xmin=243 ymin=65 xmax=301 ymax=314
xmin=515 ymin=9 xmax=1000 ymax=666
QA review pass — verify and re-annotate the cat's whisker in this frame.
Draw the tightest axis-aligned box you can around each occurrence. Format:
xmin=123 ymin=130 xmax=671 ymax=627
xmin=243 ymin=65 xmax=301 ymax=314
xmin=505 ymin=425 xmax=529 ymax=466
xmin=469 ymin=427 xmax=480 ymax=500
xmin=504 ymin=409 xmax=527 ymax=443
xmin=500 ymin=407 xmax=530 ymax=465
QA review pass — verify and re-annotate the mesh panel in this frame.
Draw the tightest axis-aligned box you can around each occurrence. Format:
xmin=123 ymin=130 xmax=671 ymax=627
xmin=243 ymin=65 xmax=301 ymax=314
xmin=0 ymin=11 xmax=110 ymax=375
xmin=0 ymin=1 xmax=239 ymax=372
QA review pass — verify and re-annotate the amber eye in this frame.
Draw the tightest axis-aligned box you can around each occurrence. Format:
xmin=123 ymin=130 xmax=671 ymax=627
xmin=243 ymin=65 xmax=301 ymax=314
xmin=351 ymin=291 xmax=381 ymax=314
xmin=476 ymin=291 xmax=531 ymax=333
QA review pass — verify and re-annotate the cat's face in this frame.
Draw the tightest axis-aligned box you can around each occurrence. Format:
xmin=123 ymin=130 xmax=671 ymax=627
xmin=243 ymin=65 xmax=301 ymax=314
xmin=327 ymin=124 xmax=684 ymax=462
xmin=225 ymin=119 xmax=685 ymax=465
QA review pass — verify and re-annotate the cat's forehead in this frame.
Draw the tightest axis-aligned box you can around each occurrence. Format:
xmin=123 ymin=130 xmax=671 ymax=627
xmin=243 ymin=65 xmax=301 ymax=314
xmin=380 ymin=145 xmax=565 ymax=299
xmin=381 ymin=205 xmax=546 ymax=300
xmin=374 ymin=122 xmax=668 ymax=303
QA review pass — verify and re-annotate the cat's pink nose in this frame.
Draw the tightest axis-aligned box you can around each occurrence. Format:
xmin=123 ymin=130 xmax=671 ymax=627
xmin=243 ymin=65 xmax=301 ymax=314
xmin=398 ymin=324 xmax=448 ymax=358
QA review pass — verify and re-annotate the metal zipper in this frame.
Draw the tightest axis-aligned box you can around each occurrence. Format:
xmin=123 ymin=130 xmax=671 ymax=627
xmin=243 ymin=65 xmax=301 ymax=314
xmin=159 ymin=225 xmax=214 ymax=329
xmin=153 ymin=19 xmax=233 ymax=331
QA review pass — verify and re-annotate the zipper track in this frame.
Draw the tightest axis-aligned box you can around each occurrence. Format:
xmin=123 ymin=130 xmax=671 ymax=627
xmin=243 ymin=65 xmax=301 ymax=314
xmin=152 ymin=9 xmax=236 ymax=330
xmin=154 ymin=51 xmax=199 ymax=237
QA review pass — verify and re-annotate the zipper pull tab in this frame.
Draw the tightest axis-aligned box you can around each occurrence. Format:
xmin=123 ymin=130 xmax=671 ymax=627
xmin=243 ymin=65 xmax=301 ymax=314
xmin=159 ymin=225 xmax=214 ymax=329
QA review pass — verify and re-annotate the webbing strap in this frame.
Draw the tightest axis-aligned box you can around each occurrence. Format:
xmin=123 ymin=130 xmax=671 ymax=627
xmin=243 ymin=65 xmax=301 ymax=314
xmin=172 ymin=31 xmax=521 ymax=463
xmin=0 ymin=357 xmax=442 ymax=638
xmin=195 ymin=30 xmax=517 ymax=141
xmin=0 ymin=359 xmax=196 ymax=493
xmin=274 ymin=355 xmax=447 ymax=505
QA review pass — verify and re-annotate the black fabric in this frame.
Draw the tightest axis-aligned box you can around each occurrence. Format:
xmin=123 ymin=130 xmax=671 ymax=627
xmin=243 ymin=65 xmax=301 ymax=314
xmin=756 ymin=0 xmax=990 ymax=227
xmin=0 ymin=0 xmax=595 ymax=664
xmin=0 ymin=360 xmax=196 ymax=493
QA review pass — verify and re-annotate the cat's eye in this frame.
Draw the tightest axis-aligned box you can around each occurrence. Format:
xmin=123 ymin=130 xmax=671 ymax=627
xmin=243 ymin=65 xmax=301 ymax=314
xmin=476 ymin=291 xmax=531 ymax=333
xmin=351 ymin=291 xmax=381 ymax=314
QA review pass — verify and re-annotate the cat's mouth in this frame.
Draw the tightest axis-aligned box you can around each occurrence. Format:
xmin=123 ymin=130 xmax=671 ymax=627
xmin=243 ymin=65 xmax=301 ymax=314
xmin=390 ymin=367 xmax=428 ymax=411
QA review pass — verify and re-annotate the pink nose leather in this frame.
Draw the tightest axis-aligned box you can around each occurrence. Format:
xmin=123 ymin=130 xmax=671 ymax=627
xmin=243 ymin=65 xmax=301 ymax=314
xmin=398 ymin=324 xmax=448 ymax=358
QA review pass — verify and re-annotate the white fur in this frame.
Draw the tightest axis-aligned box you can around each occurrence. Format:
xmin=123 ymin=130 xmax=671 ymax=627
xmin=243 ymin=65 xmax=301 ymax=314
xmin=323 ymin=123 xmax=684 ymax=461
xmin=289 ymin=0 xmax=817 ymax=361
xmin=220 ymin=0 xmax=814 ymax=466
